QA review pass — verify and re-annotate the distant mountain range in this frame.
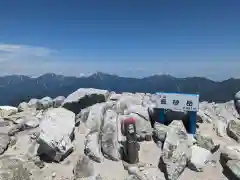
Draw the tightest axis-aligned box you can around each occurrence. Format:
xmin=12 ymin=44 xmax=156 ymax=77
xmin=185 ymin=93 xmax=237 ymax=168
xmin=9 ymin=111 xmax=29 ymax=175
xmin=0 ymin=72 xmax=239 ymax=106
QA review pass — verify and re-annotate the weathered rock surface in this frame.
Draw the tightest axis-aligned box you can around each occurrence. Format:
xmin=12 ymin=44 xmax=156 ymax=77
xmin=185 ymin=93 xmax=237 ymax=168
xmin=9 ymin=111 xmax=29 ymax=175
xmin=84 ymin=131 xmax=104 ymax=163
xmin=227 ymin=120 xmax=240 ymax=142
xmin=159 ymin=128 xmax=191 ymax=180
xmin=38 ymin=96 xmax=53 ymax=110
xmin=28 ymin=98 xmax=40 ymax=109
xmin=153 ymin=122 xmax=169 ymax=143
xmin=73 ymin=154 xmax=94 ymax=180
xmin=224 ymin=160 xmax=240 ymax=180
xmin=101 ymin=109 xmax=120 ymax=161
xmin=62 ymin=88 xmax=109 ymax=114
xmin=0 ymin=133 xmax=10 ymax=155
xmin=37 ymin=107 xmax=75 ymax=162
xmin=0 ymin=156 xmax=31 ymax=180
xmin=18 ymin=102 xmax=29 ymax=112
xmin=195 ymin=133 xmax=219 ymax=152
xmin=188 ymin=145 xmax=212 ymax=172
xmin=53 ymin=96 xmax=65 ymax=108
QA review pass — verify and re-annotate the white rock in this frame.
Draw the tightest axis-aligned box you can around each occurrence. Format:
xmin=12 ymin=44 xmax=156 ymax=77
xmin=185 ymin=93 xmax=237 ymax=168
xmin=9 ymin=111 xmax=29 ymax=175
xmin=28 ymin=98 xmax=40 ymax=109
xmin=116 ymin=95 xmax=142 ymax=114
xmin=189 ymin=145 xmax=212 ymax=172
xmin=0 ymin=106 xmax=18 ymax=111
xmin=38 ymin=97 xmax=53 ymax=110
xmin=37 ymin=108 xmax=75 ymax=162
xmin=53 ymin=96 xmax=65 ymax=108
xmin=18 ymin=102 xmax=29 ymax=112
xmin=124 ymin=105 xmax=150 ymax=121
xmin=63 ymin=88 xmax=109 ymax=114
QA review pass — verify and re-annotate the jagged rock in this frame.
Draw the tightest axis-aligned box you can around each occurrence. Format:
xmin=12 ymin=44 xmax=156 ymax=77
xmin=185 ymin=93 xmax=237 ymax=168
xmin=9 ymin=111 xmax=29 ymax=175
xmin=116 ymin=95 xmax=142 ymax=114
xmin=31 ymin=156 xmax=45 ymax=169
xmin=75 ymin=107 xmax=90 ymax=125
xmin=101 ymin=109 xmax=120 ymax=161
xmin=220 ymin=145 xmax=240 ymax=168
xmin=227 ymin=120 xmax=240 ymax=142
xmin=188 ymin=145 xmax=212 ymax=172
xmin=159 ymin=129 xmax=191 ymax=180
xmin=37 ymin=108 xmax=75 ymax=162
xmin=38 ymin=97 xmax=53 ymax=110
xmin=153 ymin=122 xmax=170 ymax=143
xmin=214 ymin=118 xmax=228 ymax=137
xmin=73 ymin=154 xmax=94 ymax=180
xmin=197 ymin=110 xmax=212 ymax=123
xmin=0 ymin=156 xmax=31 ymax=180
xmin=84 ymin=103 xmax=107 ymax=131
xmin=28 ymin=98 xmax=40 ymax=109
xmin=18 ymin=102 xmax=29 ymax=112
xmin=53 ymin=96 xmax=65 ymax=108
xmin=124 ymin=105 xmax=150 ymax=121
xmin=14 ymin=116 xmax=40 ymax=128
xmin=0 ymin=106 xmax=18 ymax=118
xmin=195 ymin=133 xmax=220 ymax=152
xmin=8 ymin=124 xmax=23 ymax=136
xmin=108 ymin=93 xmax=122 ymax=101
xmin=0 ymin=133 xmax=10 ymax=155
xmin=84 ymin=131 xmax=104 ymax=163
xmin=168 ymin=120 xmax=187 ymax=133
xmin=62 ymin=88 xmax=109 ymax=114
xmin=224 ymin=160 xmax=240 ymax=180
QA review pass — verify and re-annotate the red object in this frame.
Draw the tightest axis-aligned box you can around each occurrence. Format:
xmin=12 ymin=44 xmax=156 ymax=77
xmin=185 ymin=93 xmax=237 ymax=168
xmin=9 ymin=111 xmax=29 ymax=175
xmin=124 ymin=117 xmax=136 ymax=124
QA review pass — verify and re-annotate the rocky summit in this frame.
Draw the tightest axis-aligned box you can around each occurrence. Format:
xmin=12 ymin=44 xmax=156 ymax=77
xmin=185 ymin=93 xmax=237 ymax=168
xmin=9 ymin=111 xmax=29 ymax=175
xmin=0 ymin=88 xmax=240 ymax=180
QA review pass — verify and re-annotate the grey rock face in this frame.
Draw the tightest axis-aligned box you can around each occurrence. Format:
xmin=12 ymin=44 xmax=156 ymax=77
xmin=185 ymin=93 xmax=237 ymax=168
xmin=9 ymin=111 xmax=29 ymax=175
xmin=234 ymin=91 xmax=240 ymax=115
xmin=159 ymin=129 xmax=191 ymax=180
xmin=84 ymin=131 xmax=104 ymax=163
xmin=62 ymin=88 xmax=109 ymax=114
xmin=38 ymin=97 xmax=53 ymax=110
xmin=220 ymin=145 xmax=240 ymax=167
xmin=0 ymin=133 xmax=10 ymax=155
xmin=37 ymin=108 xmax=75 ymax=162
xmin=73 ymin=154 xmax=94 ymax=180
xmin=195 ymin=133 xmax=220 ymax=152
xmin=18 ymin=102 xmax=29 ymax=112
xmin=28 ymin=98 xmax=40 ymax=109
xmin=0 ymin=156 xmax=31 ymax=180
xmin=53 ymin=96 xmax=65 ymax=108
xmin=153 ymin=122 xmax=170 ymax=143
xmin=227 ymin=120 xmax=240 ymax=142
xmin=101 ymin=109 xmax=120 ymax=161
xmin=225 ymin=160 xmax=240 ymax=180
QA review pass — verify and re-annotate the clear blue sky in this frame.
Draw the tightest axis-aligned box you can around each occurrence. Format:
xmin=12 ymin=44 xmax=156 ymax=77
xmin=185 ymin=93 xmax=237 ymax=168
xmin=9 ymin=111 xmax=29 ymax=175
xmin=0 ymin=0 xmax=239 ymax=80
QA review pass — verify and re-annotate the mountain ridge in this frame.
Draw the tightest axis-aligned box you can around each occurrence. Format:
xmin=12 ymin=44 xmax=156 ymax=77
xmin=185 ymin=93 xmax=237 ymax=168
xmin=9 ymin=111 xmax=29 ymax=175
xmin=0 ymin=72 xmax=239 ymax=106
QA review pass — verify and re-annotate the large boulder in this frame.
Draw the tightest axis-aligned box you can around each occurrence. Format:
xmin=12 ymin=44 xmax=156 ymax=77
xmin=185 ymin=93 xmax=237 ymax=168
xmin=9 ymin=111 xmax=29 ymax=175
xmin=37 ymin=108 xmax=75 ymax=162
xmin=101 ymin=109 xmax=120 ymax=161
xmin=18 ymin=102 xmax=29 ymax=112
xmin=152 ymin=122 xmax=170 ymax=143
xmin=0 ymin=156 xmax=31 ymax=180
xmin=124 ymin=105 xmax=150 ymax=121
xmin=0 ymin=106 xmax=18 ymax=118
xmin=195 ymin=133 xmax=220 ymax=152
xmin=53 ymin=96 xmax=65 ymax=108
xmin=224 ymin=160 xmax=240 ymax=180
xmin=38 ymin=97 xmax=53 ymax=110
xmin=188 ymin=145 xmax=212 ymax=172
xmin=159 ymin=129 xmax=191 ymax=180
xmin=28 ymin=98 xmax=40 ymax=109
xmin=84 ymin=102 xmax=114 ymax=132
xmin=116 ymin=95 xmax=142 ymax=114
xmin=227 ymin=120 xmax=240 ymax=142
xmin=220 ymin=145 xmax=240 ymax=167
xmin=62 ymin=88 xmax=109 ymax=114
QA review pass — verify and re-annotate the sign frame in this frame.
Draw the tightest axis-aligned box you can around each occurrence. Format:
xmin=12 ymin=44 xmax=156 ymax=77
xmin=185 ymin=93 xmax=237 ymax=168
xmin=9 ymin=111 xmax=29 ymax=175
xmin=155 ymin=92 xmax=200 ymax=112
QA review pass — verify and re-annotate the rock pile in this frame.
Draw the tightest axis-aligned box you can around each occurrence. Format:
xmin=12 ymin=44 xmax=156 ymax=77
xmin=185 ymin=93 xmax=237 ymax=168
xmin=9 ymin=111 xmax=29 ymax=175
xmin=0 ymin=88 xmax=240 ymax=179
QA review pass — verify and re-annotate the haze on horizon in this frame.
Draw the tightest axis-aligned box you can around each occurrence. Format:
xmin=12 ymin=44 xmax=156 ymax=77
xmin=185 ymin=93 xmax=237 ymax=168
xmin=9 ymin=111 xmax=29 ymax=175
xmin=0 ymin=0 xmax=239 ymax=80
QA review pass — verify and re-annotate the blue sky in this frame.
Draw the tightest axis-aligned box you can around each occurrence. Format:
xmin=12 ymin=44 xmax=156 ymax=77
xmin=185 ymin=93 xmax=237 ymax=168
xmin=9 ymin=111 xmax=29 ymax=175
xmin=0 ymin=0 xmax=239 ymax=80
